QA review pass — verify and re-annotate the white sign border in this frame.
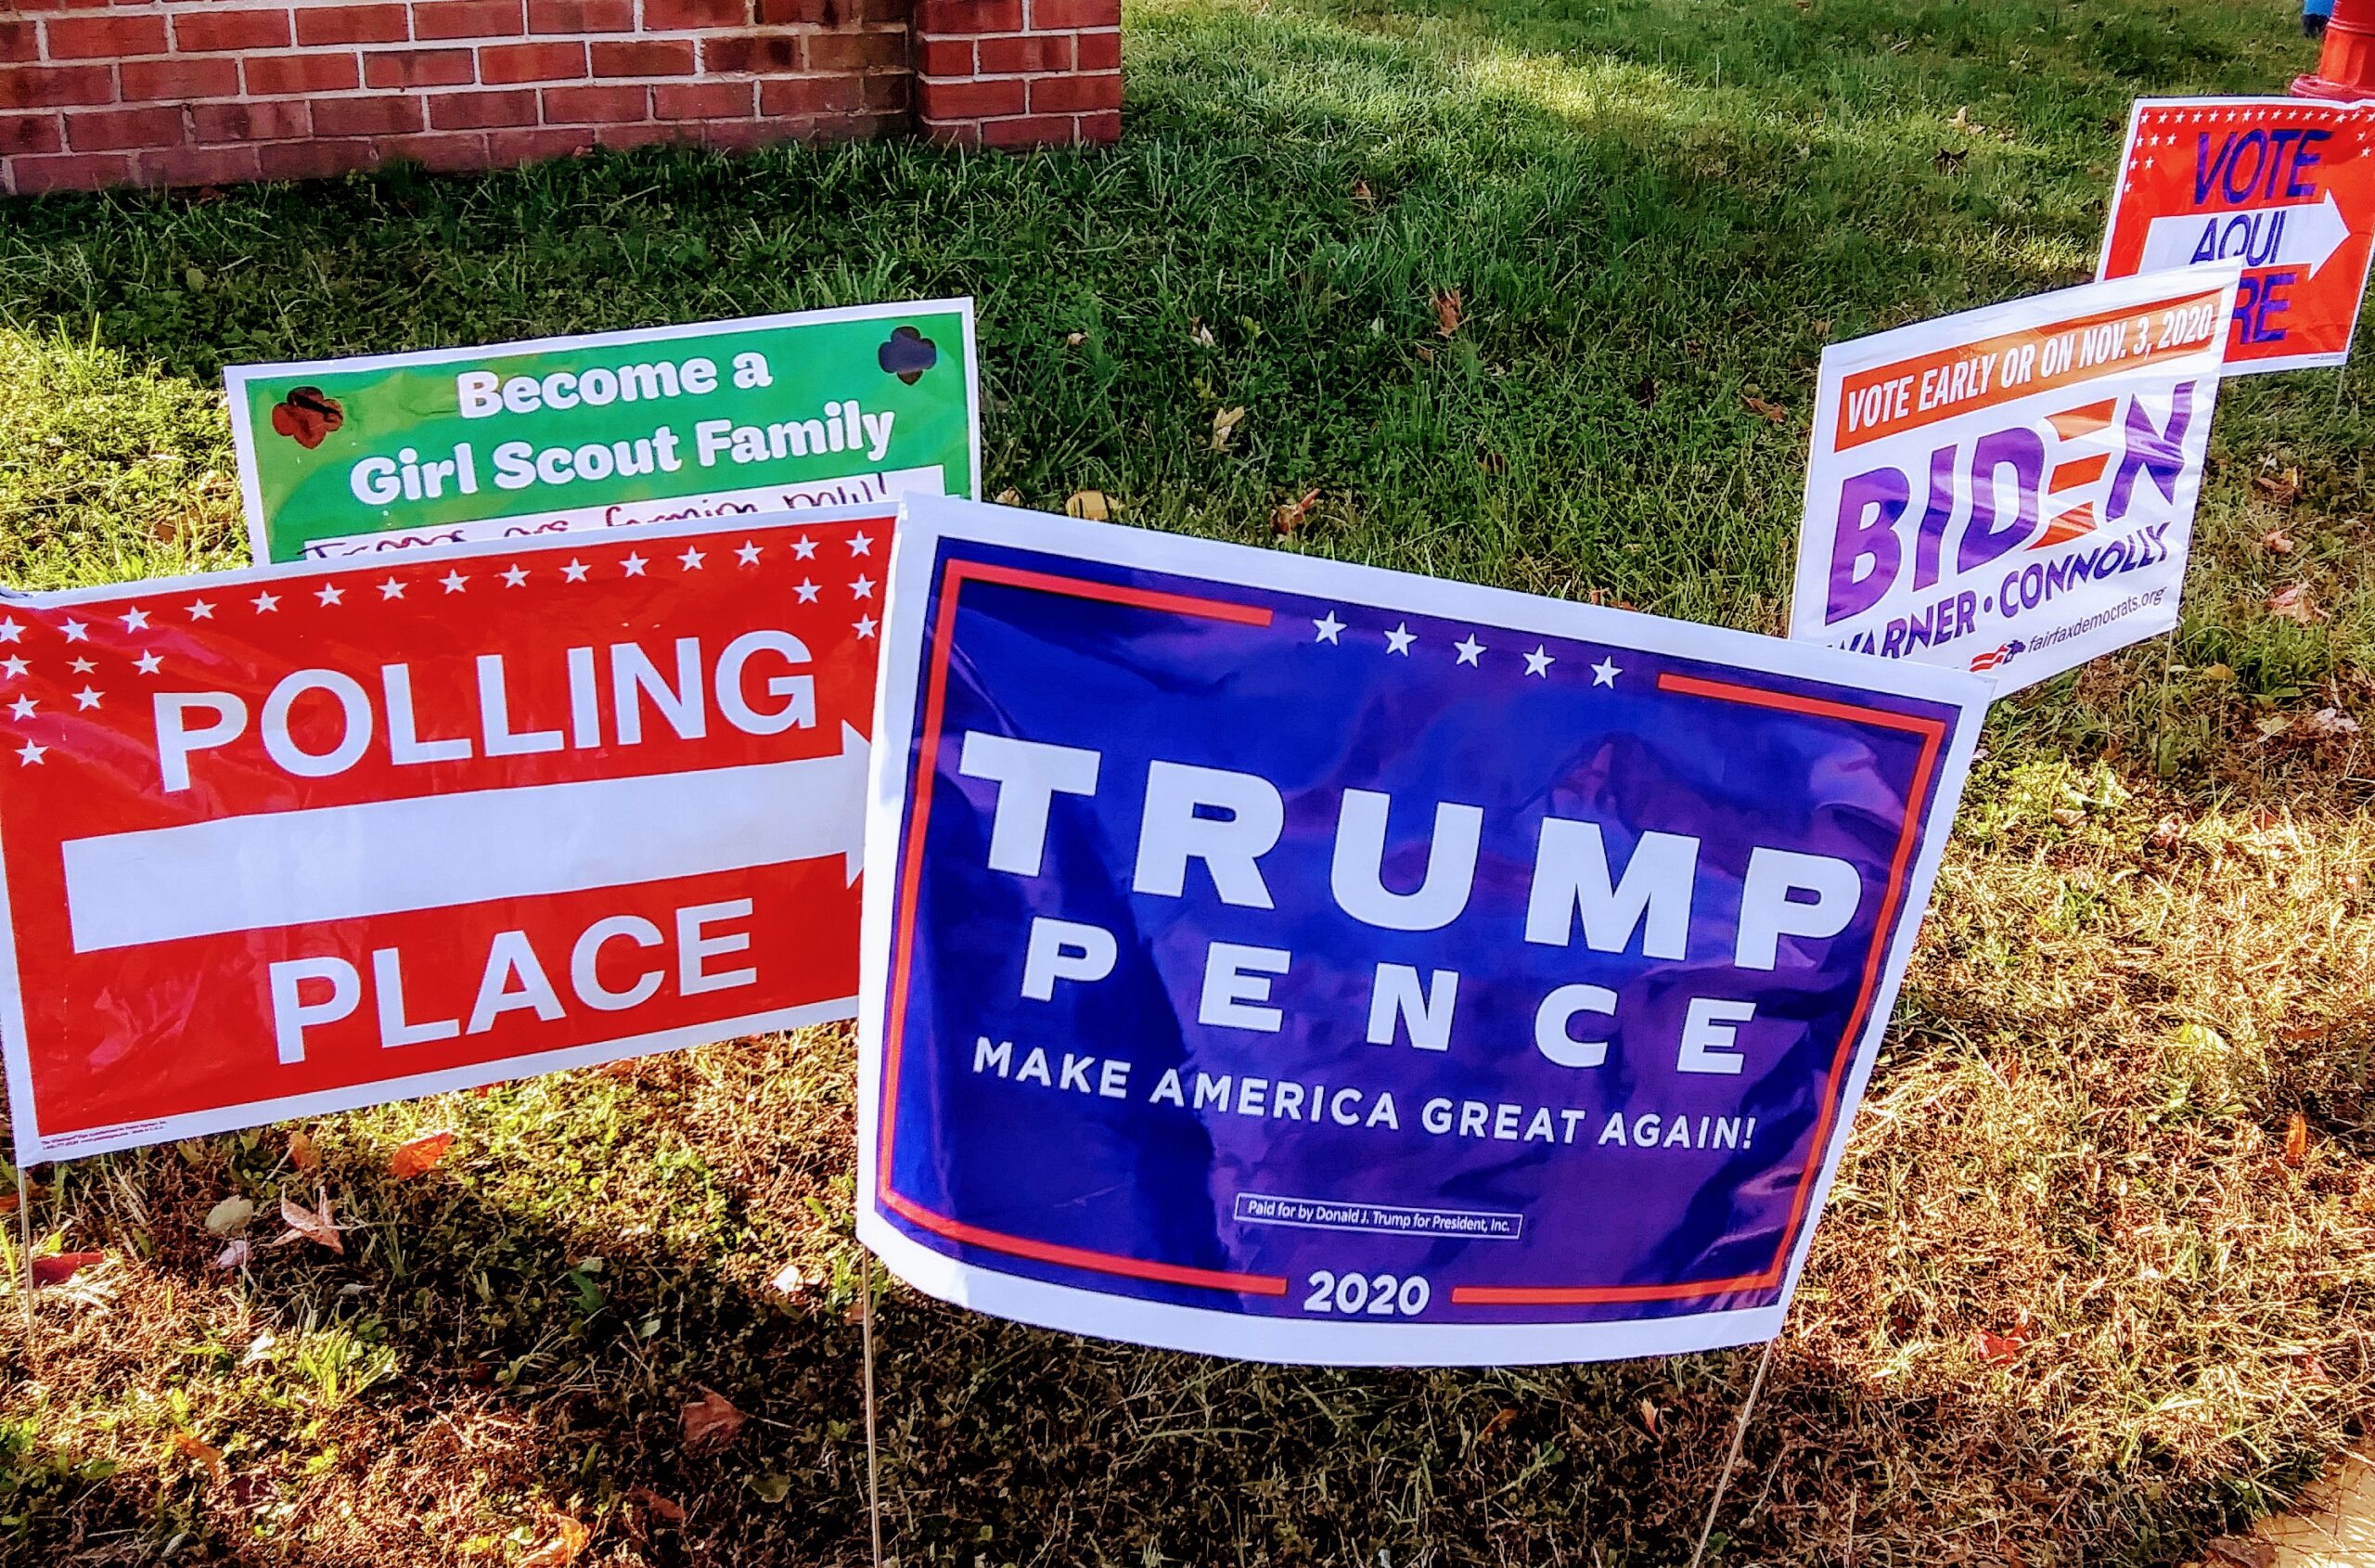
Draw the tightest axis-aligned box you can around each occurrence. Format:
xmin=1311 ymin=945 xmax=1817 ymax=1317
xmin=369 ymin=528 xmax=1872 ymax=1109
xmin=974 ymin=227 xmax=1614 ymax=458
xmin=858 ymin=493 xmax=1988 ymax=1368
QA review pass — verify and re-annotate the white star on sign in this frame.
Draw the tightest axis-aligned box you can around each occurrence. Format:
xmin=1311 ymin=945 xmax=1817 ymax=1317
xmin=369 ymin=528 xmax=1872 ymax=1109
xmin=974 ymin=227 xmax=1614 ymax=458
xmin=186 ymin=600 xmax=213 ymax=621
xmin=501 ymin=565 xmax=529 ymax=587
xmin=0 ymin=658 xmax=22 ymax=679
xmin=16 ymin=740 xmax=43 ymax=766
xmin=73 ymin=687 xmax=101 ymax=710
xmin=1523 ymin=646 xmax=1555 ymax=677
xmin=61 ymin=619 xmax=88 ymax=641
xmin=251 ymin=591 xmax=280 ymax=612
xmin=621 ymin=552 xmax=648 ymax=577
xmin=1453 ymin=634 xmax=1485 ymax=666
xmin=851 ymin=574 xmax=876 ymax=600
xmin=848 ymin=532 xmax=874 ymax=556
xmin=854 ymin=616 xmax=878 ymax=639
xmin=378 ymin=577 xmax=406 ymax=600
xmin=1314 ymin=611 xmax=1346 ymax=645
xmin=122 ymin=608 xmax=148 ymax=631
xmin=9 ymin=696 xmax=33 ymax=720
xmin=67 ymin=657 xmax=92 ymax=674
xmin=135 ymin=651 xmax=162 ymax=675
xmin=791 ymin=535 xmax=817 ymax=559
xmin=795 ymin=580 xmax=820 ymax=603
xmin=1384 ymin=623 xmax=1416 ymax=655
xmin=1590 ymin=656 xmax=1622 ymax=688
xmin=561 ymin=559 xmax=590 ymax=583
xmin=316 ymin=584 xmax=344 ymax=607
xmin=736 ymin=542 xmax=763 ymax=566
xmin=440 ymin=571 xmax=469 ymax=593
xmin=678 ymin=546 xmax=706 ymax=571
xmin=0 ymin=621 xmax=20 ymax=643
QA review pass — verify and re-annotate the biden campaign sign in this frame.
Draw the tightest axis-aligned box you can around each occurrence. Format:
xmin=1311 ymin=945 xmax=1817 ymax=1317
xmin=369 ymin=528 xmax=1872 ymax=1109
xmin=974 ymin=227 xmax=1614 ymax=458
xmin=1791 ymin=267 xmax=2240 ymax=694
xmin=858 ymin=495 xmax=1986 ymax=1366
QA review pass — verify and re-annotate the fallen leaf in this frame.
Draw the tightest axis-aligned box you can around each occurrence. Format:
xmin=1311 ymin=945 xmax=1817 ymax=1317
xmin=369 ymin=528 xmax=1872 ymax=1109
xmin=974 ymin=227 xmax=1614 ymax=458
xmin=520 ymin=1516 xmax=590 ymax=1567
xmin=2262 ymin=527 xmax=2295 ymax=554
xmin=1742 ymin=394 xmax=1789 ymax=423
xmin=1413 ymin=344 xmax=1435 ymax=365
xmin=2049 ymin=805 xmax=2084 ymax=828
xmin=1063 ymin=490 xmax=1111 ymax=521
xmin=1272 ymin=489 xmax=1321 ymax=536
xmin=748 ymin=1472 xmax=792 ymax=1504
xmin=1933 ymin=148 xmax=1968 ymax=174
xmin=1432 ymin=289 xmax=1463 ymax=338
xmin=1188 ymin=319 xmax=1217 ymax=350
xmin=1351 ymin=176 xmax=1375 ymax=206
xmin=1626 ymin=375 xmax=1659 ymax=407
xmin=1973 ymin=1326 xmax=2031 ymax=1367
xmin=2307 ymin=706 xmax=2360 ymax=736
xmin=993 ymin=488 xmax=1021 ymax=507
xmin=1211 ymin=405 xmax=1247 ymax=451
xmin=769 ymin=1260 xmax=815 ymax=1300
xmin=1637 ymin=1397 xmax=1661 ymax=1437
xmin=1478 ymin=1407 xmax=1520 ymax=1441
xmin=2266 ymin=584 xmax=2325 ymax=623
xmin=2253 ymin=469 xmax=2301 ymax=505
xmin=2256 ymin=713 xmax=2294 ymax=742
xmin=1950 ymin=104 xmax=1971 ymax=132
xmin=204 ymin=1196 xmax=255 ymax=1237
xmin=1062 ymin=330 xmax=1085 ymax=348
xmin=2204 ymin=1536 xmax=2278 ymax=1568
xmin=171 ymin=1431 xmax=226 ymax=1481
xmin=631 ymin=1486 xmax=687 ymax=1523
xmin=2284 ymin=1111 xmax=2310 ymax=1167
xmin=275 ymin=1189 xmax=343 ymax=1253
xmin=289 ymin=1128 xmax=318 ymax=1170
xmin=2151 ymin=815 xmax=2184 ymax=848
xmin=212 ymin=1238 xmax=251 ymax=1270
xmin=32 ymin=1251 xmax=102 ymax=1288
xmin=596 ymin=1058 xmax=638 ymax=1078
xmin=388 ymin=1131 xmax=455 ymax=1181
xmin=682 ymin=1387 xmax=746 ymax=1450
xmin=2198 ymin=662 xmax=2235 ymax=682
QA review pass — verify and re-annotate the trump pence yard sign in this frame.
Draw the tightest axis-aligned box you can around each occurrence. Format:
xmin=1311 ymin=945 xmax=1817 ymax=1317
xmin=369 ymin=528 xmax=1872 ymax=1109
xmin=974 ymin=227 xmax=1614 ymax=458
xmin=857 ymin=495 xmax=1986 ymax=1366
xmin=0 ymin=508 xmax=889 ymax=1164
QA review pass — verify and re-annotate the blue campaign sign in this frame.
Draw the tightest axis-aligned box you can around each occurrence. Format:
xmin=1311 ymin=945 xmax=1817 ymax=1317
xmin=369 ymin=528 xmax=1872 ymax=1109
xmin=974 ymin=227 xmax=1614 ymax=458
xmin=859 ymin=495 xmax=1987 ymax=1365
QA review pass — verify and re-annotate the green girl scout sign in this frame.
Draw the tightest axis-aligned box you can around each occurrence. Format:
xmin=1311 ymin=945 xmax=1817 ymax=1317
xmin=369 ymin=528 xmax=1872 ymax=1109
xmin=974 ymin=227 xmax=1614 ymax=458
xmin=227 ymin=301 xmax=979 ymax=564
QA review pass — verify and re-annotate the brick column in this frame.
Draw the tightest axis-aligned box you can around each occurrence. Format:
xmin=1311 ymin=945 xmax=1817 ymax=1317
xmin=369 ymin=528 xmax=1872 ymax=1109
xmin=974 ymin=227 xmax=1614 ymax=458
xmin=912 ymin=0 xmax=1116 ymax=149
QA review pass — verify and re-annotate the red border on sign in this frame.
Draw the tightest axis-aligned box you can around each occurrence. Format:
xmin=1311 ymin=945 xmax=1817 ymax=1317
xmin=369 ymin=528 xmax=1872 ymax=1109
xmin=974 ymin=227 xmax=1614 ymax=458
xmin=876 ymin=562 xmax=1948 ymax=1305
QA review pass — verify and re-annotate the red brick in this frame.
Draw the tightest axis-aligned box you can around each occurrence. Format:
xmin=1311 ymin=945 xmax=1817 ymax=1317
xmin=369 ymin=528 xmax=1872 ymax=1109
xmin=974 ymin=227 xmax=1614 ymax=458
xmin=0 ymin=112 xmax=62 ymax=155
xmin=914 ymin=36 xmax=971 ymax=74
xmin=976 ymin=32 xmax=1069 ymax=73
xmin=754 ymin=0 xmax=830 ymax=21
xmin=540 ymin=83 xmax=644 ymax=122
xmin=294 ymin=5 xmax=411 ymax=45
xmin=922 ymin=117 xmax=977 ymax=148
xmin=914 ymin=0 xmax=1020 ymax=32
xmin=702 ymin=32 xmax=799 ymax=72
xmin=66 ymin=104 xmax=184 ymax=150
xmin=651 ymin=78 xmax=751 ymax=118
xmin=917 ymin=75 xmax=1021 ymax=120
xmin=862 ymin=70 xmax=905 ymax=109
xmin=1030 ymin=70 xmax=1117 ymax=113
xmin=641 ymin=0 xmax=745 ymax=27
xmin=245 ymin=52 xmax=361 ymax=95
xmin=593 ymin=120 xmax=688 ymax=150
xmin=410 ymin=0 xmax=524 ymax=39
xmin=42 ymin=14 xmax=168 ymax=58
xmin=590 ymin=39 xmax=693 ymax=76
xmin=485 ymin=123 xmax=593 ymax=161
xmin=699 ymin=115 xmax=779 ymax=149
xmin=478 ymin=40 xmax=584 ymax=82
xmin=981 ymin=111 xmax=1076 ymax=148
xmin=258 ymin=136 xmax=379 ymax=179
xmin=173 ymin=10 xmax=293 ymax=52
xmin=312 ymin=92 xmax=423 ymax=135
xmin=10 ymin=151 xmax=134 ymax=193
xmin=1074 ymin=108 xmax=1120 ymax=143
xmin=193 ymin=98 xmax=311 ymax=143
xmin=1026 ymin=0 xmax=1114 ymax=26
xmin=0 ymin=20 xmax=36 ymax=62
xmin=0 ymin=64 xmax=116 ymax=109
xmin=1074 ymin=28 xmax=1118 ymax=71
xmin=757 ymin=73 xmax=858 ymax=115
xmin=364 ymin=47 xmax=476 ymax=87
xmin=379 ymin=130 xmax=488 ymax=170
xmin=137 ymin=143 xmax=263 ymax=186
xmin=427 ymin=86 xmax=536 ymax=126
xmin=119 ymin=57 xmax=244 ymax=102
xmin=526 ymin=0 xmax=631 ymax=32
xmin=804 ymin=29 xmax=901 ymax=71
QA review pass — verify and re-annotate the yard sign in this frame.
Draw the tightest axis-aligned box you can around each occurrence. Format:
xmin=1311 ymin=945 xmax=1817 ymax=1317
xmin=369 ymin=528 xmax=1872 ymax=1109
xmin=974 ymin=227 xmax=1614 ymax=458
xmin=0 ymin=507 xmax=889 ymax=1163
xmin=228 ymin=301 xmax=978 ymax=564
xmin=1791 ymin=266 xmax=2240 ymax=693
xmin=858 ymin=495 xmax=1985 ymax=1366
xmin=2099 ymin=96 xmax=2375 ymax=373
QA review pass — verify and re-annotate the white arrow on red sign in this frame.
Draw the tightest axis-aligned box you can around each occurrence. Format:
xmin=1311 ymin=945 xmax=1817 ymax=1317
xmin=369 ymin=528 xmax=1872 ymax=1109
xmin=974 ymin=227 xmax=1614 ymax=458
xmin=2139 ymin=190 xmax=2355 ymax=276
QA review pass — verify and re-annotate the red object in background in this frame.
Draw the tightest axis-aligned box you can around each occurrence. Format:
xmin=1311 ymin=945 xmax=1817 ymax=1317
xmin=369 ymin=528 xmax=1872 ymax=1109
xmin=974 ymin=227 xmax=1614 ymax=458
xmin=0 ymin=508 xmax=890 ymax=1165
xmin=2297 ymin=0 xmax=2375 ymax=100
xmin=2098 ymin=96 xmax=2375 ymax=372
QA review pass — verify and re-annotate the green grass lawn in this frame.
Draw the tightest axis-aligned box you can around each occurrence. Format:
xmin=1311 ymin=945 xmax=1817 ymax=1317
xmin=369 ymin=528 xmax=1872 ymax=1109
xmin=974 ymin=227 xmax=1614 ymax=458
xmin=4 ymin=0 xmax=2373 ymax=1562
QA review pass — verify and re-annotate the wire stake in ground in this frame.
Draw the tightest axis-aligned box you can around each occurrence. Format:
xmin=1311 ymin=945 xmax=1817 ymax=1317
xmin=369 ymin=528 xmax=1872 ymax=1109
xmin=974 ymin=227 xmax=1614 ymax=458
xmin=15 ymin=1165 xmax=35 ymax=1385
xmin=860 ymin=1250 xmax=885 ymax=1568
xmin=1688 ymin=1331 xmax=1780 ymax=1568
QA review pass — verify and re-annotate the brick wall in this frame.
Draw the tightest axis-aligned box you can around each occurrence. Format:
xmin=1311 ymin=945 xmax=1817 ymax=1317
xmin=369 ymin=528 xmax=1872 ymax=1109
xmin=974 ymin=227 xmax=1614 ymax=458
xmin=0 ymin=0 xmax=1117 ymax=193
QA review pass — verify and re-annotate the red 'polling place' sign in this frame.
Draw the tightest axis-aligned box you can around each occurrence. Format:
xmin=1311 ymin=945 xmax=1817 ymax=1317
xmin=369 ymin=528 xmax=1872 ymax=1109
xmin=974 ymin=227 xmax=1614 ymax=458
xmin=2099 ymin=96 xmax=2375 ymax=373
xmin=0 ymin=507 xmax=889 ymax=1163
